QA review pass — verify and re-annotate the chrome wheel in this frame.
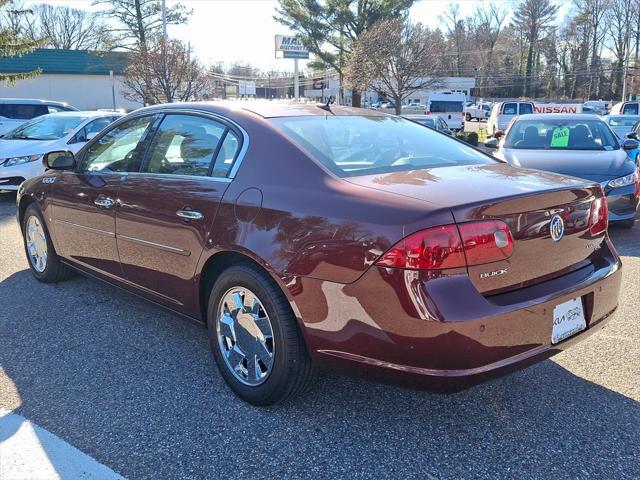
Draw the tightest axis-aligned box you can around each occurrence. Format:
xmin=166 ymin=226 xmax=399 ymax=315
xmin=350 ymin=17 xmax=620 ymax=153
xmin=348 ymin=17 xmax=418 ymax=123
xmin=25 ymin=215 xmax=48 ymax=273
xmin=216 ymin=287 xmax=275 ymax=386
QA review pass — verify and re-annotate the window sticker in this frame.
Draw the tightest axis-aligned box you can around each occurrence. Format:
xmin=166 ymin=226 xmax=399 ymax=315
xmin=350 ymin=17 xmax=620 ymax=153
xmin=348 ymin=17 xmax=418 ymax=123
xmin=550 ymin=127 xmax=570 ymax=147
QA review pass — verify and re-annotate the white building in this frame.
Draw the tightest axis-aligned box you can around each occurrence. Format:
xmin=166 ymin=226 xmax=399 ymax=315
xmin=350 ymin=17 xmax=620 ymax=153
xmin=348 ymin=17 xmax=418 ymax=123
xmin=0 ymin=49 xmax=142 ymax=111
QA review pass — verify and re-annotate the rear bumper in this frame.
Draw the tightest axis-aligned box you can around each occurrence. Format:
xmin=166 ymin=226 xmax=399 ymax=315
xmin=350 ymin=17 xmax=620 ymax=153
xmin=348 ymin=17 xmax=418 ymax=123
xmin=293 ymin=238 xmax=622 ymax=389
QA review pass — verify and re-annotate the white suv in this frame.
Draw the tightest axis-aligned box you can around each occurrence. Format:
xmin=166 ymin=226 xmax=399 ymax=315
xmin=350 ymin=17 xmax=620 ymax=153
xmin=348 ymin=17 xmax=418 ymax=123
xmin=0 ymin=99 xmax=77 ymax=136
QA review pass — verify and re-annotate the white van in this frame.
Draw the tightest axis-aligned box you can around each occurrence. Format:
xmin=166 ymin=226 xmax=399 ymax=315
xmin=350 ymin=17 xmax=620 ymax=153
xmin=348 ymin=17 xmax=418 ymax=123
xmin=0 ymin=99 xmax=77 ymax=135
xmin=609 ymin=101 xmax=640 ymax=116
xmin=486 ymin=101 xmax=534 ymax=137
xmin=427 ymin=92 xmax=466 ymax=131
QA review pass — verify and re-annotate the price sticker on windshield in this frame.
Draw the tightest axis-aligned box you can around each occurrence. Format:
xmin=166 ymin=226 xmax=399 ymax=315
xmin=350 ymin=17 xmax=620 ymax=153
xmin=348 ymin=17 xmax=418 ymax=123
xmin=550 ymin=127 xmax=570 ymax=147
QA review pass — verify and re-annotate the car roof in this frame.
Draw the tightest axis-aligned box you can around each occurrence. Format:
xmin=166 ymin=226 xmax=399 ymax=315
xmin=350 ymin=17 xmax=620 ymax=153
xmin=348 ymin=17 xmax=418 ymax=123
xmin=514 ymin=113 xmax=605 ymax=121
xmin=0 ymin=98 xmax=72 ymax=106
xmin=43 ymin=110 xmax=123 ymax=117
xmin=607 ymin=114 xmax=640 ymax=119
xmin=402 ymin=114 xmax=437 ymax=119
xmin=136 ymin=100 xmax=390 ymax=119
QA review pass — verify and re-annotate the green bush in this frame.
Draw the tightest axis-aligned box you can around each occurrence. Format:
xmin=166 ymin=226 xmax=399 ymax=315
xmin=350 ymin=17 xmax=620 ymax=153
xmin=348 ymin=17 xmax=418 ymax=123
xmin=454 ymin=131 xmax=479 ymax=147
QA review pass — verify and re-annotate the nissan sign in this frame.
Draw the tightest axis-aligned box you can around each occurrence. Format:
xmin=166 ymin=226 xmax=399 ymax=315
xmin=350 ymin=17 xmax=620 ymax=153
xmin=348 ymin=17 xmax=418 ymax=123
xmin=275 ymin=35 xmax=310 ymax=59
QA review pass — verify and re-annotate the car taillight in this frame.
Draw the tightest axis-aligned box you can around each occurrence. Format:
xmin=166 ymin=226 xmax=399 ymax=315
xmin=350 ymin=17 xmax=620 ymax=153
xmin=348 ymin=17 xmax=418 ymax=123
xmin=458 ymin=220 xmax=514 ymax=265
xmin=375 ymin=221 xmax=513 ymax=271
xmin=588 ymin=188 xmax=608 ymax=236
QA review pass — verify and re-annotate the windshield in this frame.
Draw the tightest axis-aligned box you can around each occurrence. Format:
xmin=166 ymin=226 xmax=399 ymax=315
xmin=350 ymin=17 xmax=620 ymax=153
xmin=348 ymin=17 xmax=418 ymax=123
xmin=503 ymin=119 xmax=619 ymax=151
xmin=608 ymin=116 xmax=640 ymax=127
xmin=270 ymin=115 xmax=494 ymax=177
xmin=3 ymin=114 xmax=87 ymax=140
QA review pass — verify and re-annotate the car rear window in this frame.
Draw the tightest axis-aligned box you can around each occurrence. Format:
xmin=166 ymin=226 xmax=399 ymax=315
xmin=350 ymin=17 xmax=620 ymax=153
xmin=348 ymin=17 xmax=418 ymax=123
xmin=429 ymin=101 xmax=463 ymax=113
xmin=504 ymin=119 xmax=619 ymax=151
xmin=269 ymin=115 xmax=494 ymax=177
xmin=0 ymin=104 xmax=49 ymax=119
xmin=622 ymin=103 xmax=639 ymax=115
xmin=608 ymin=116 xmax=640 ymax=127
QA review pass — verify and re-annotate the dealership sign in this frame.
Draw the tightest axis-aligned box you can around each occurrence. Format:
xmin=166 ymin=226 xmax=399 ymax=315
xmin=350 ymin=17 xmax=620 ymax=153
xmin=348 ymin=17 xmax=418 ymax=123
xmin=275 ymin=35 xmax=310 ymax=59
xmin=534 ymin=103 xmax=583 ymax=114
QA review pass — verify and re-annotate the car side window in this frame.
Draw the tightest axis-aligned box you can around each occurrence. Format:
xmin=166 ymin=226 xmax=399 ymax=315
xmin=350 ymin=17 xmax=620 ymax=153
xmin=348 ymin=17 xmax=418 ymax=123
xmin=143 ymin=114 xmax=227 ymax=177
xmin=519 ymin=103 xmax=533 ymax=115
xmin=71 ymin=117 xmax=119 ymax=143
xmin=212 ymin=130 xmax=241 ymax=177
xmin=79 ymin=116 xmax=153 ymax=173
xmin=503 ymin=103 xmax=517 ymax=115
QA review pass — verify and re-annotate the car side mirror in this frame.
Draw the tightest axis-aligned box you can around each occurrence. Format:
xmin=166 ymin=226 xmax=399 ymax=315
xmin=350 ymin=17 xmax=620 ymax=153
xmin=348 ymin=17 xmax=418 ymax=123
xmin=86 ymin=131 xmax=98 ymax=141
xmin=626 ymin=132 xmax=638 ymax=140
xmin=44 ymin=150 xmax=75 ymax=170
xmin=622 ymin=139 xmax=640 ymax=151
xmin=484 ymin=138 xmax=499 ymax=149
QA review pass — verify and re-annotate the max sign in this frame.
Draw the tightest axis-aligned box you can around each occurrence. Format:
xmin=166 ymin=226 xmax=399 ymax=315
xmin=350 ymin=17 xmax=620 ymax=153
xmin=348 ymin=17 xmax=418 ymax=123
xmin=275 ymin=35 xmax=310 ymax=59
xmin=534 ymin=103 xmax=583 ymax=114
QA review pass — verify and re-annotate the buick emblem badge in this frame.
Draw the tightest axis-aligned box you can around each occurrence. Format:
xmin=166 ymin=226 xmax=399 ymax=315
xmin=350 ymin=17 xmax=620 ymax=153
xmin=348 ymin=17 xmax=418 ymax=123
xmin=549 ymin=214 xmax=565 ymax=242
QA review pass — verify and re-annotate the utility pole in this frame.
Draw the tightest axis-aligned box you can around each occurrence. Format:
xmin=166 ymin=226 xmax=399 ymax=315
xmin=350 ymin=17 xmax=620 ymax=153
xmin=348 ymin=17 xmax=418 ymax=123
xmin=109 ymin=70 xmax=116 ymax=111
xmin=162 ymin=0 xmax=167 ymax=44
xmin=294 ymin=59 xmax=299 ymax=100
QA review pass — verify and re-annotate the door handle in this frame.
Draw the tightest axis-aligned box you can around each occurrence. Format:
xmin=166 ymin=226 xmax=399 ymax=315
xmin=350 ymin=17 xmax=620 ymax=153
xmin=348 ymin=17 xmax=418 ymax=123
xmin=176 ymin=210 xmax=204 ymax=220
xmin=94 ymin=197 xmax=114 ymax=208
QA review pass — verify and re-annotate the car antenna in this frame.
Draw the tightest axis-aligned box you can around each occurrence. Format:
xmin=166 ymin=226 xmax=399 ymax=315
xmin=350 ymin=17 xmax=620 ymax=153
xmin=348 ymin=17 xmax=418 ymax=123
xmin=317 ymin=96 xmax=335 ymax=114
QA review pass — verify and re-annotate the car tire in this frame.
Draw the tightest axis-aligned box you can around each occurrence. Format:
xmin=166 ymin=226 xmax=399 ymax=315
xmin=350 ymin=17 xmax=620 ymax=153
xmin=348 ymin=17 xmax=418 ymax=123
xmin=466 ymin=113 xmax=471 ymax=122
xmin=617 ymin=219 xmax=635 ymax=229
xmin=22 ymin=204 xmax=75 ymax=283
xmin=207 ymin=263 xmax=318 ymax=405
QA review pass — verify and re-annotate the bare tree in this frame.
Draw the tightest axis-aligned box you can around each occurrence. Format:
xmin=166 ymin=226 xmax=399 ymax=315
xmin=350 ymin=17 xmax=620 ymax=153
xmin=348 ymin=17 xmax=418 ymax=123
xmin=24 ymin=4 xmax=112 ymax=50
xmin=122 ymin=39 xmax=208 ymax=104
xmin=606 ymin=0 xmax=633 ymax=98
xmin=346 ymin=18 xmax=442 ymax=115
xmin=93 ymin=0 xmax=190 ymax=51
xmin=473 ymin=3 xmax=507 ymax=94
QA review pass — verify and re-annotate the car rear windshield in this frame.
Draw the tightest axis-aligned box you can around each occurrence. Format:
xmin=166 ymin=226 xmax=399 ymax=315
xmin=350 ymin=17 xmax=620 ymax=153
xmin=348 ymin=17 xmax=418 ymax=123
xmin=269 ymin=115 xmax=494 ymax=177
xmin=429 ymin=101 xmax=463 ymax=113
xmin=503 ymin=119 xmax=619 ymax=151
xmin=3 ymin=114 xmax=88 ymax=140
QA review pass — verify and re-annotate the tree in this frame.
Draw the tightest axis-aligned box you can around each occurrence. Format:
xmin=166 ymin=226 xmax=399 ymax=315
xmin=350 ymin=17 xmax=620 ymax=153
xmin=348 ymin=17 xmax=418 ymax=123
xmin=274 ymin=0 xmax=415 ymax=107
xmin=0 ymin=0 xmax=42 ymax=83
xmin=346 ymin=18 xmax=442 ymax=114
xmin=23 ymin=4 xmax=112 ymax=50
xmin=122 ymin=39 xmax=208 ymax=104
xmin=606 ymin=0 xmax=633 ymax=99
xmin=512 ymin=0 xmax=560 ymax=97
xmin=93 ymin=0 xmax=190 ymax=51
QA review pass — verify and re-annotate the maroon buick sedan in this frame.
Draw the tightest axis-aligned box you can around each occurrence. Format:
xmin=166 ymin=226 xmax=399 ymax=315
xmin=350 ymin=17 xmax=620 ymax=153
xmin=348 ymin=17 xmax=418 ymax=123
xmin=16 ymin=102 xmax=621 ymax=405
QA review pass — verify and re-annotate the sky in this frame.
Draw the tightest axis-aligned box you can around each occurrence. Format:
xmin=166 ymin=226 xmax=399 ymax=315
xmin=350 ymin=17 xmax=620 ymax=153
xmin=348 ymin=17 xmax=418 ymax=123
xmin=34 ymin=0 xmax=571 ymax=73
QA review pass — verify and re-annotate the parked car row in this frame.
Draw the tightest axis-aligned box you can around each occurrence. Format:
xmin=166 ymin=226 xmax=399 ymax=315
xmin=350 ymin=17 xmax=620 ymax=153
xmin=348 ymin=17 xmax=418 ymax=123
xmin=14 ymin=100 xmax=627 ymax=406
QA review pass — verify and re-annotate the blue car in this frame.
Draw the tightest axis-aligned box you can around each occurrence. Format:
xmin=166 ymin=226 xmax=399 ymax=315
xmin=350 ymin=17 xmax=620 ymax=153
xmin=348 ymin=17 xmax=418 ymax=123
xmin=487 ymin=114 xmax=640 ymax=228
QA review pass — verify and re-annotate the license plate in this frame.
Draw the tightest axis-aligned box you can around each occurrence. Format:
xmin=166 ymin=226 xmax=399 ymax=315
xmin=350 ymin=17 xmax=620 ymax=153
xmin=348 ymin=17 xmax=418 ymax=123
xmin=552 ymin=297 xmax=586 ymax=344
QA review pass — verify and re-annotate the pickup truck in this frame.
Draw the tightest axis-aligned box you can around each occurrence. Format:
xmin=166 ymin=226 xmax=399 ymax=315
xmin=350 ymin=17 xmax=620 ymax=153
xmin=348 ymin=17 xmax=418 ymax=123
xmin=464 ymin=103 xmax=491 ymax=122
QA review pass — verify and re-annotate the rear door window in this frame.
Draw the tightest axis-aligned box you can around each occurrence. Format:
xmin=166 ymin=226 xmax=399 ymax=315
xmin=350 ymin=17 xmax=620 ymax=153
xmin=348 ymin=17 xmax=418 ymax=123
xmin=518 ymin=103 xmax=533 ymax=115
xmin=143 ymin=114 xmax=227 ymax=177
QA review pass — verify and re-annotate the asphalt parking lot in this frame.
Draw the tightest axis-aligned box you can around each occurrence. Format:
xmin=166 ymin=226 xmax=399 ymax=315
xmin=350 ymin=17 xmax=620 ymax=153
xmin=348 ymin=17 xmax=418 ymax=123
xmin=1 ymin=190 xmax=639 ymax=480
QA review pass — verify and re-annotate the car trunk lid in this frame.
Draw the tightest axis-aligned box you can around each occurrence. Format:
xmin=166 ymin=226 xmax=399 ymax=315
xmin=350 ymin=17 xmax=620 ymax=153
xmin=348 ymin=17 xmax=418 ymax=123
xmin=347 ymin=164 xmax=603 ymax=294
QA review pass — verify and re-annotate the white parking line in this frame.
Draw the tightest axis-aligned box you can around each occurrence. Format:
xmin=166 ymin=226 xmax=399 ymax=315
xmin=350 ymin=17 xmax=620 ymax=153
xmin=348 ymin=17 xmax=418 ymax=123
xmin=0 ymin=409 xmax=126 ymax=480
